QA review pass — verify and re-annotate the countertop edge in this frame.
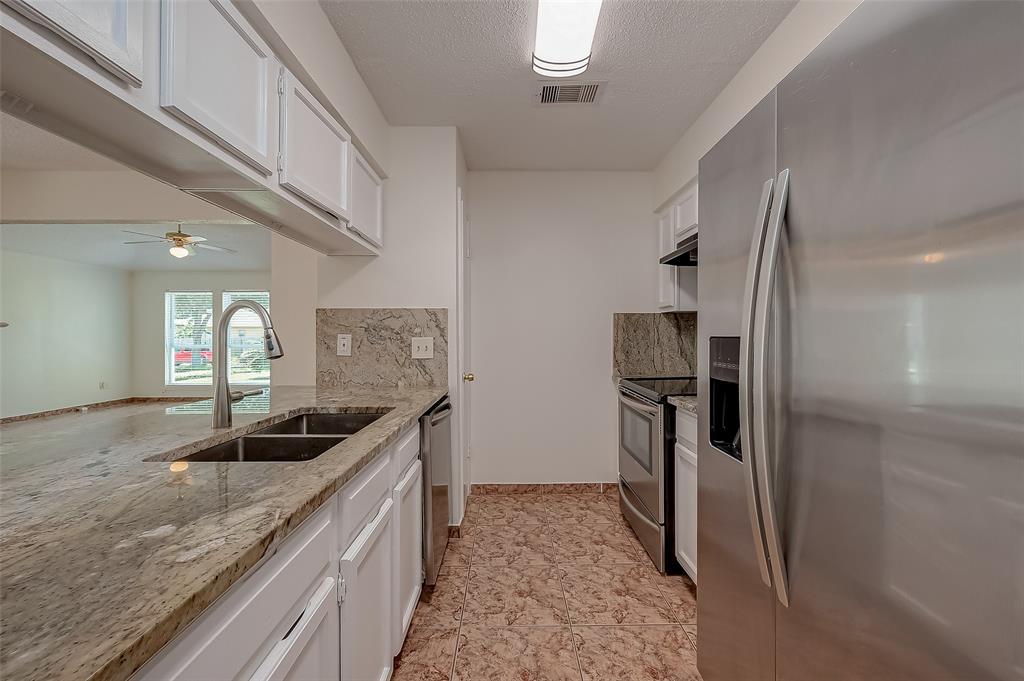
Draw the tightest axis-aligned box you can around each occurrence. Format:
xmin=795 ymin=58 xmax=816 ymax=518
xmin=73 ymin=389 xmax=447 ymax=681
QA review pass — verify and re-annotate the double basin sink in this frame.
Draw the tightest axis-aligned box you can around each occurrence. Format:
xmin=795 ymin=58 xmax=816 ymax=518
xmin=150 ymin=411 xmax=391 ymax=463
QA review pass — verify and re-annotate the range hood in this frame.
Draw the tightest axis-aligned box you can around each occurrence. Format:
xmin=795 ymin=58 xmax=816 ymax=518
xmin=660 ymin=232 xmax=698 ymax=266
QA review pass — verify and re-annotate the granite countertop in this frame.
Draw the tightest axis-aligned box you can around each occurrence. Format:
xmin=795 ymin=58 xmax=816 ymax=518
xmin=668 ymin=396 xmax=698 ymax=416
xmin=0 ymin=385 xmax=446 ymax=681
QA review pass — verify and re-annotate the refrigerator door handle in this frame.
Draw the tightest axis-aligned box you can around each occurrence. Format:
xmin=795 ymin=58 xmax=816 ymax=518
xmin=739 ymin=177 xmax=775 ymax=588
xmin=753 ymin=168 xmax=791 ymax=607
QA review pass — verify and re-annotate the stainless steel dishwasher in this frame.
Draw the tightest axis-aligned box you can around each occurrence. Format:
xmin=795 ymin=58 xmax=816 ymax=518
xmin=420 ymin=396 xmax=451 ymax=586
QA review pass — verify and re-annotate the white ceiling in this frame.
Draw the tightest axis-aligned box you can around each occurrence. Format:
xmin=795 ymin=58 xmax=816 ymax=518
xmin=0 ymin=112 xmax=125 ymax=171
xmin=0 ymin=223 xmax=270 ymax=271
xmin=320 ymin=0 xmax=795 ymax=170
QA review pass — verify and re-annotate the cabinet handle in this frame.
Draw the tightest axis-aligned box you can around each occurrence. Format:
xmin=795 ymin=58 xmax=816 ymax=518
xmin=341 ymin=497 xmax=394 ymax=567
xmin=248 ymin=576 xmax=334 ymax=681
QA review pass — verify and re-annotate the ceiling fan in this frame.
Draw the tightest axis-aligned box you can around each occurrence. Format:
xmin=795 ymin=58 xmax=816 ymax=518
xmin=121 ymin=226 xmax=237 ymax=259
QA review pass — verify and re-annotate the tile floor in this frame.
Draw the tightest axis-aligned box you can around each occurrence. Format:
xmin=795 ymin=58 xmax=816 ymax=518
xmin=394 ymin=489 xmax=702 ymax=681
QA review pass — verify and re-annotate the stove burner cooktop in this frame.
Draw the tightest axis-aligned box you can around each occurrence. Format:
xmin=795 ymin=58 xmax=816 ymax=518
xmin=619 ymin=376 xmax=697 ymax=403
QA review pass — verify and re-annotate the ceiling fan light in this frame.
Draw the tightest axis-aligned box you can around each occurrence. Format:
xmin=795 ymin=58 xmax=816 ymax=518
xmin=533 ymin=0 xmax=603 ymax=78
xmin=169 ymin=245 xmax=190 ymax=259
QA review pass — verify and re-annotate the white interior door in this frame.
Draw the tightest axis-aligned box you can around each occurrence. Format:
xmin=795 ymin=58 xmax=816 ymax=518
xmin=456 ymin=187 xmax=472 ymax=507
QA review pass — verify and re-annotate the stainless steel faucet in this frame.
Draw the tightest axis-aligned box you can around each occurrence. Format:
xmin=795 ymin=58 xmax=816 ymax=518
xmin=213 ymin=300 xmax=284 ymax=428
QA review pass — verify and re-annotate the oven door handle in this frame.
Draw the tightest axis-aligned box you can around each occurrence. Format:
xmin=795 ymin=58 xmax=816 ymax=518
xmin=619 ymin=392 xmax=659 ymax=418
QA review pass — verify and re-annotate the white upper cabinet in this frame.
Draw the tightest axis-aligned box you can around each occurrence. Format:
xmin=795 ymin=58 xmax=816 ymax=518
xmin=160 ymin=0 xmax=275 ymax=174
xmin=657 ymin=210 xmax=677 ymax=309
xmin=6 ymin=0 xmax=143 ymax=85
xmin=279 ymin=70 xmax=352 ymax=221
xmin=673 ymin=190 xmax=698 ymax=242
xmin=340 ymin=498 xmax=394 ymax=681
xmin=349 ymin=149 xmax=384 ymax=248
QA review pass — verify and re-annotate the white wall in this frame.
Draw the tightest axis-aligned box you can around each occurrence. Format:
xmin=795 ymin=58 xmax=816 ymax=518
xmin=653 ymin=0 xmax=861 ymax=210
xmin=0 ymin=250 xmax=132 ymax=417
xmin=317 ymin=127 xmax=457 ymax=309
xmin=270 ymin=233 xmax=318 ymax=386
xmin=131 ymin=270 xmax=270 ymax=397
xmin=467 ymin=171 xmax=657 ymax=484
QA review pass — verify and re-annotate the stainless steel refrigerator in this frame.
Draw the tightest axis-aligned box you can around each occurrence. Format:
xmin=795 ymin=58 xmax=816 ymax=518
xmin=696 ymin=3 xmax=1024 ymax=680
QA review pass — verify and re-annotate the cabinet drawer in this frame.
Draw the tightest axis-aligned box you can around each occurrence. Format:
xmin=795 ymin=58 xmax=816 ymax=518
xmin=393 ymin=424 xmax=420 ymax=480
xmin=675 ymin=409 xmax=697 ymax=451
xmin=337 ymin=449 xmax=392 ymax=549
xmin=135 ymin=503 xmax=333 ymax=681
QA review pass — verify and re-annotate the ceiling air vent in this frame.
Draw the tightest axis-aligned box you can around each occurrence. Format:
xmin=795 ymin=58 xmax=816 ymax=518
xmin=536 ymin=81 xmax=603 ymax=105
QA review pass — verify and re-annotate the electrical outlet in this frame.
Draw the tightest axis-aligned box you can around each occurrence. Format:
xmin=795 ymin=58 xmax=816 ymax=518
xmin=98 ymin=381 xmax=107 ymax=390
xmin=336 ymin=334 xmax=352 ymax=356
xmin=412 ymin=336 xmax=434 ymax=359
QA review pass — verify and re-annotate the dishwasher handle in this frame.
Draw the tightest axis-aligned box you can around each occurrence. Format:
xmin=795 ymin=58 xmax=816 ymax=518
xmin=428 ymin=400 xmax=452 ymax=426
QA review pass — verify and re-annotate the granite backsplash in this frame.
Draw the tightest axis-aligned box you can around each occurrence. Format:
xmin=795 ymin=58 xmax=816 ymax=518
xmin=316 ymin=308 xmax=448 ymax=389
xmin=613 ymin=312 xmax=697 ymax=378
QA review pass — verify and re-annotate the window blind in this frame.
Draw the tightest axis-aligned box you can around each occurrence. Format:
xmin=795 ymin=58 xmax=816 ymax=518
xmin=165 ymin=292 xmax=214 ymax=385
xmin=222 ymin=291 xmax=271 ymax=384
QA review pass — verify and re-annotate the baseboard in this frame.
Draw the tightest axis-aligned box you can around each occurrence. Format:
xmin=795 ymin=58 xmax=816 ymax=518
xmin=470 ymin=482 xmax=619 ymax=495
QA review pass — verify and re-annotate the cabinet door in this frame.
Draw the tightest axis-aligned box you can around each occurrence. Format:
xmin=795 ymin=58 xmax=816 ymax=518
xmin=674 ymin=443 xmax=698 ymax=581
xmin=657 ymin=211 xmax=676 ymax=309
xmin=279 ymin=71 xmax=352 ymax=221
xmin=340 ymin=498 xmax=393 ymax=681
xmin=249 ymin=577 xmax=340 ymax=681
xmin=160 ymin=0 xmax=274 ymax=174
xmin=393 ymin=459 xmax=423 ymax=655
xmin=348 ymin=149 xmax=384 ymax=248
xmin=6 ymin=0 xmax=143 ymax=85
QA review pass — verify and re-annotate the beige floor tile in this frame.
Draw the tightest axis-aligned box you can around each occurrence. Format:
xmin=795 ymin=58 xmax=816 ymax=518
xmin=463 ymin=566 xmax=569 ymax=626
xmin=543 ymin=494 xmax=618 ymax=524
xmin=573 ymin=625 xmax=701 ymax=681
xmin=442 ymin=537 xmax=474 ymax=567
xmin=415 ymin=568 xmax=469 ymax=626
xmin=647 ymin=570 xmax=698 ymax=624
xmin=549 ymin=524 xmax=640 ymax=565
xmin=466 ymin=525 xmax=557 ymax=566
xmin=682 ymin=624 xmax=697 ymax=652
xmin=452 ymin=625 xmax=582 ymax=681
xmin=463 ymin=495 xmax=548 ymax=526
xmin=561 ymin=564 xmax=675 ymax=625
xmin=393 ymin=622 xmax=458 ymax=681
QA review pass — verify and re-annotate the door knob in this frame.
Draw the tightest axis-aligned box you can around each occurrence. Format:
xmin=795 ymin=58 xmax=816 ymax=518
xmin=462 ymin=372 xmax=475 ymax=382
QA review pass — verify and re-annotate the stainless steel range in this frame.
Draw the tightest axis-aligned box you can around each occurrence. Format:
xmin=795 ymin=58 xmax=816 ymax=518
xmin=617 ymin=376 xmax=696 ymax=574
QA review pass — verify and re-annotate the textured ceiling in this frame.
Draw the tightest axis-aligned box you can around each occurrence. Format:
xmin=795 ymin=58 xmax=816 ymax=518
xmin=1 ymin=223 xmax=270 ymax=271
xmin=0 ymin=113 xmax=124 ymax=171
xmin=320 ymin=0 xmax=795 ymax=170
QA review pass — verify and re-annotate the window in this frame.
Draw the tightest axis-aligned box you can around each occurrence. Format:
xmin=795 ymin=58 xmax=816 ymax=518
xmin=163 ymin=290 xmax=271 ymax=386
xmin=222 ymin=291 xmax=271 ymax=385
xmin=165 ymin=292 xmax=214 ymax=385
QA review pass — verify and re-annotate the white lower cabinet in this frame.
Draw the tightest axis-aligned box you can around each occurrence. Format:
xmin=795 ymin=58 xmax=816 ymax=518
xmin=250 ymin=577 xmax=340 ymax=681
xmin=674 ymin=441 xmax=698 ymax=582
xmin=393 ymin=459 xmax=423 ymax=654
xmin=131 ymin=421 xmax=428 ymax=681
xmin=340 ymin=498 xmax=394 ymax=681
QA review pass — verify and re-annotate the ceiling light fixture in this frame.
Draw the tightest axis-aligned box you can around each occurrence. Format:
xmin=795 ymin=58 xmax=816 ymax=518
xmin=532 ymin=0 xmax=603 ymax=78
xmin=169 ymin=245 xmax=190 ymax=259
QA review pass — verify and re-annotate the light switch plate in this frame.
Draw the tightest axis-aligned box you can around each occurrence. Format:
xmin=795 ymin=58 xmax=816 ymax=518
xmin=412 ymin=336 xmax=434 ymax=359
xmin=336 ymin=333 xmax=352 ymax=356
